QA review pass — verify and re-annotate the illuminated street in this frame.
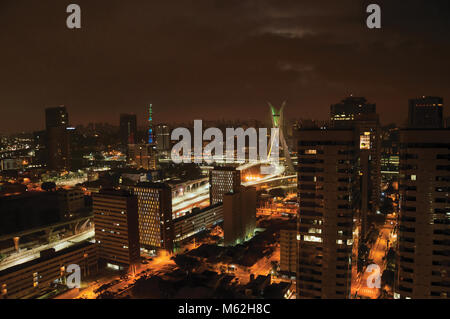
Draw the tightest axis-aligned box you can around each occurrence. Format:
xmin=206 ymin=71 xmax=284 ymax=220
xmin=352 ymin=215 xmax=396 ymax=299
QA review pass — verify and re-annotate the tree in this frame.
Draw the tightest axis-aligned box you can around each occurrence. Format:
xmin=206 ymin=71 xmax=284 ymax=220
xmin=173 ymin=254 xmax=200 ymax=273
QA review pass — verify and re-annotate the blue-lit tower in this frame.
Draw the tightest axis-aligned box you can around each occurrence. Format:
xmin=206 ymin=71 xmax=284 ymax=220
xmin=148 ymin=104 xmax=153 ymax=144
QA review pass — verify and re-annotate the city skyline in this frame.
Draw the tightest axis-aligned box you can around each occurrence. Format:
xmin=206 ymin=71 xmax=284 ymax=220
xmin=0 ymin=1 xmax=449 ymax=304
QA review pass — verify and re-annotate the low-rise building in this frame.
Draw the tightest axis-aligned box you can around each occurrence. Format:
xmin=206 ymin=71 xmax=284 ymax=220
xmin=173 ymin=203 xmax=223 ymax=243
xmin=0 ymin=241 xmax=98 ymax=299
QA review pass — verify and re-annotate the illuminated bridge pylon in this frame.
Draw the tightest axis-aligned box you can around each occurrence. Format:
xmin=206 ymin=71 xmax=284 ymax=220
xmin=268 ymin=101 xmax=295 ymax=174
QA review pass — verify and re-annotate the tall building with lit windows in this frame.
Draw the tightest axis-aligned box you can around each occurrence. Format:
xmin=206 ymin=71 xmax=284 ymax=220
xmin=128 ymin=144 xmax=157 ymax=170
xmin=408 ymin=96 xmax=444 ymax=129
xmin=280 ymin=227 xmax=298 ymax=277
xmin=330 ymin=96 xmax=376 ymax=125
xmin=395 ymin=128 xmax=450 ymax=299
xmin=355 ymin=117 xmax=382 ymax=238
xmin=297 ymin=128 xmax=357 ymax=299
xmin=223 ymin=186 xmax=256 ymax=246
xmin=131 ymin=182 xmax=174 ymax=253
xmin=93 ymin=189 xmax=140 ymax=269
xmin=329 ymin=96 xmax=382 ymax=252
xmin=45 ymin=106 xmax=70 ymax=170
xmin=330 ymin=96 xmax=381 ymax=219
xmin=155 ymin=124 xmax=171 ymax=152
xmin=210 ymin=166 xmax=241 ymax=205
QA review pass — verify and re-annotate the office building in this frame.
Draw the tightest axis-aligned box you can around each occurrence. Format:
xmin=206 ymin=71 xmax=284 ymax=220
xmin=395 ymin=128 xmax=450 ymax=299
xmin=32 ymin=130 xmax=47 ymax=166
xmin=173 ymin=203 xmax=223 ymax=244
xmin=155 ymin=124 xmax=171 ymax=152
xmin=357 ymin=123 xmax=381 ymax=238
xmin=330 ymin=97 xmax=382 ymax=236
xmin=128 ymin=144 xmax=157 ymax=170
xmin=45 ymin=106 xmax=70 ymax=170
xmin=0 ymin=192 xmax=61 ymax=236
xmin=209 ymin=166 xmax=241 ymax=205
xmin=0 ymin=159 xmax=20 ymax=171
xmin=223 ymin=186 xmax=256 ymax=246
xmin=120 ymin=114 xmax=137 ymax=146
xmin=408 ymin=96 xmax=444 ymax=129
xmin=297 ymin=128 xmax=356 ymax=299
xmin=381 ymin=125 xmax=400 ymax=177
xmin=330 ymin=96 xmax=376 ymax=125
xmin=280 ymin=228 xmax=297 ymax=277
xmin=93 ymin=189 xmax=140 ymax=269
xmin=131 ymin=182 xmax=174 ymax=252
xmin=57 ymin=187 xmax=85 ymax=220
xmin=0 ymin=242 xmax=98 ymax=299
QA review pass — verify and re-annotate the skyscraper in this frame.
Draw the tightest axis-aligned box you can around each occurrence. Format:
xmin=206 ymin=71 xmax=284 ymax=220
xmin=297 ymin=128 xmax=356 ymax=299
xmin=45 ymin=106 xmax=70 ymax=170
xmin=280 ymin=227 xmax=297 ymax=277
xmin=330 ymin=96 xmax=376 ymax=125
xmin=45 ymin=106 xmax=68 ymax=128
xmin=155 ymin=124 xmax=171 ymax=152
xmin=128 ymin=144 xmax=157 ymax=170
xmin=408 ymin=96 xmax=444 ymax=129
xmin=355 ymin=117 xmax=382 ymax=237
xmin=331 ymin=96 xmax=382 ymax=229
xmin=119 ymin=114 xmax=137 ymax=146
xmin=131 ymin=182 xmax=174 ymax=253
xmin=395 ymin=128 xmax=450 ymax=299
xmin=93 ymin=189 xmax=140 ymax=269
xmin=209 ymin=166 xmax=241 ymax=205
xmin=223 ymin=186 xmax=256 ymax=246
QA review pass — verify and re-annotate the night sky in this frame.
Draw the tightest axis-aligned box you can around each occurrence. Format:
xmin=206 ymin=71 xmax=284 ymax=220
xmin=1 ymin=0 xmax=449 ymax=132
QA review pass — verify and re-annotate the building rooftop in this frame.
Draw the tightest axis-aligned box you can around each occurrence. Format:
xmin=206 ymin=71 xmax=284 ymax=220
xmin=134 ymin=182 xmax=171 ymax=189
xmin=173 ymin=202 xmax=223 ymax=223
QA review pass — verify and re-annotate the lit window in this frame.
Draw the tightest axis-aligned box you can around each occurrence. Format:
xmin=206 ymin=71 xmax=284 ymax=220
xmin=360 ymin=134 xmax=371 ymax=149
xmin=304 ymin=235 xmax=322 ymax=243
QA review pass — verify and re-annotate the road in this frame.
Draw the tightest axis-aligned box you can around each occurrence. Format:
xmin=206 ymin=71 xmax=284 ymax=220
xmin=172 ymin=186 xmax=210 ymax=219
xmin=352 ymin=215 xmax=395 ymax=299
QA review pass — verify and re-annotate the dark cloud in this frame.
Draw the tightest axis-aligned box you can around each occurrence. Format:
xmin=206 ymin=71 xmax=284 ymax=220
xmin=0 ymin=0 xmax=449 ymax=132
